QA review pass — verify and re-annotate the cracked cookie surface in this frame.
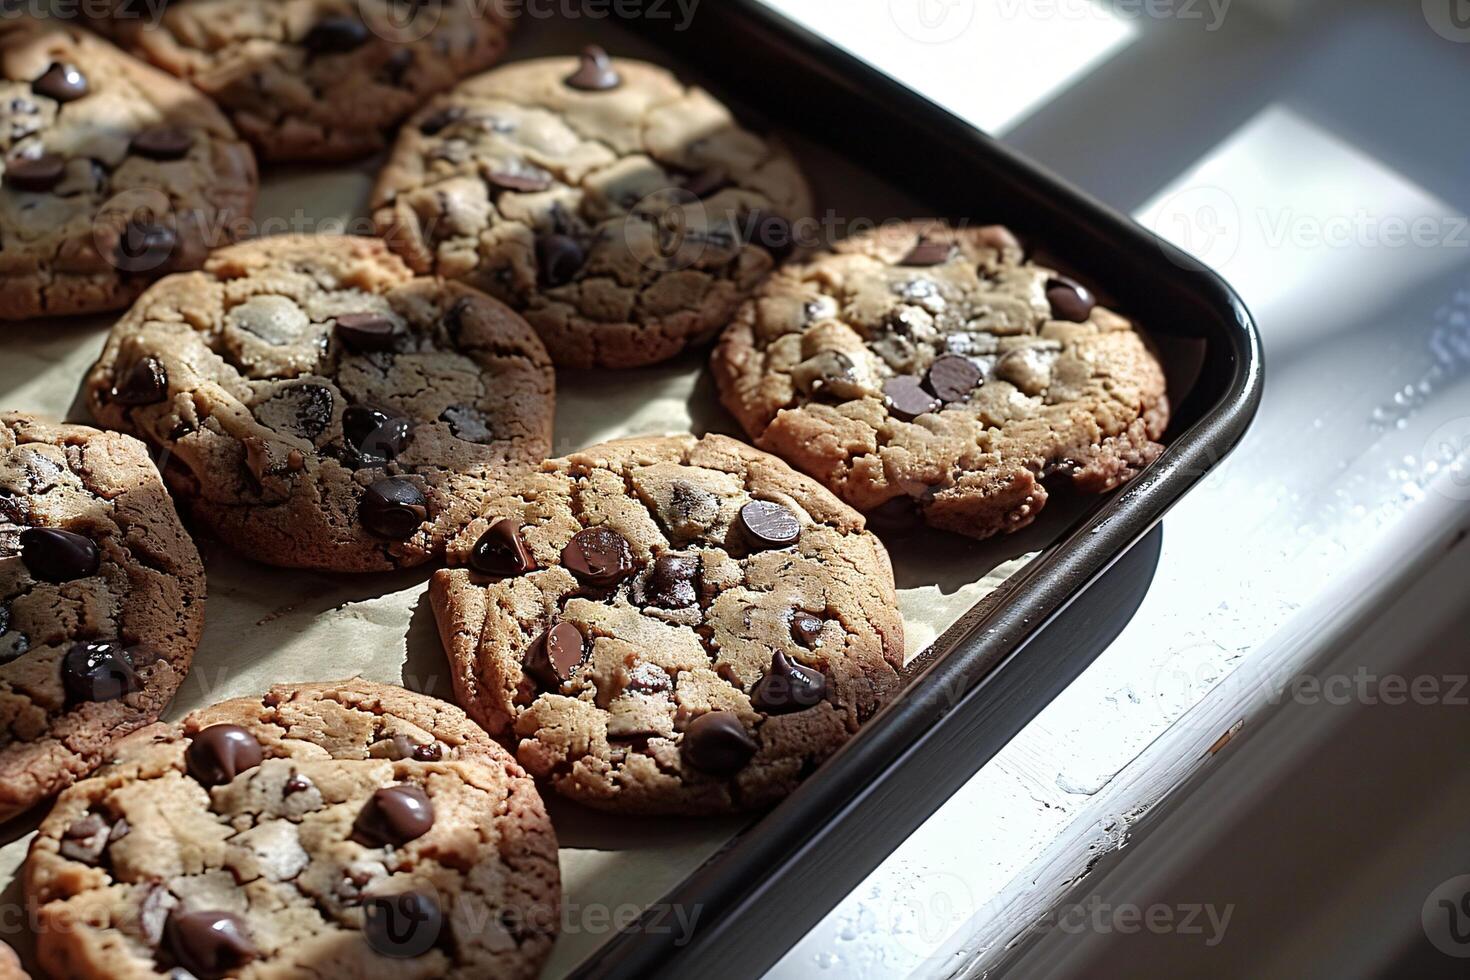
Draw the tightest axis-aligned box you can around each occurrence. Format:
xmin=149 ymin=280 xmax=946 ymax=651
xmin=0 ymin=414 xmax=204 ymax=823
xmin=85 ymin=233 xmax=555 ymax=572
xmin=711 ymin=221 xmax=1170 ymax=540
xmin=25 ymin=678 xmax=560 ymax=980
xmin=430 ymin=434 xmax=903 ymax=815
xmin=95 ymin=0 xmax=514 ymax=162
xmin=372 ymin=48 xmax=814 ymax=369
xmin=0 ymin=17 xmax=256 ymax=320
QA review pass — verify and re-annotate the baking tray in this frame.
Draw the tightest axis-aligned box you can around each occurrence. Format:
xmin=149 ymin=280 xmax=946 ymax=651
xmin=0 ymin=4 xmax=1261 ymax=978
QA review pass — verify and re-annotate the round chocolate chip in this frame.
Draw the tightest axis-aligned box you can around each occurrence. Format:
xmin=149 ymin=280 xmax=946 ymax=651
xmin=20 ymin=527 xmax=100 ymax=582
xmin=342 ymin=406 xmax=411 ymax=467
xmin=565 ymin=45 xmax=621 ymax=91
xmin=61 ymin=641 xmax=142 ymax=705
xmin=114 ymin=221 xmax=177 ymax=274
xmin=470 ymin=519 xmax=537 ymax=577
xmin=644 ymin=554 xmax=699 ymax=609
xmin=186 ymin=724 xmax=264 ymax=787
xmin=302 ymin=15 xmax=369 ymax=54
xmin=129 ymin=126 xmax=193 ymax=160
xmin=924 ymin=354 xmax=984 ymax=403
xmin=743 ymin=210 xmax=795 ymax=262
xmin=335 ymin=312 xmax=399 ymax=352
xmin=883 ymin=375 xmax=940 ymax=422
xmin=32 ymin=62 xmax=88 ymax=103
xmin=1045 ymin=275 xmax=1096 ymax=322
xmin=561 ymin=527 xmax=635 ymax=588
xmin=284 ymin=774 xmax=313 ymax=796
xmin=4 ymin=153 xmax=65 ymax=192
xmin=165 ymin=910 xmax=255 ymax=980
xmin=523 ymin=622 xmax=586 ymax=689
xmin=899 ymin=237 xmax=955 ymax=267
xmin=737 ymin=500 xmax=800 ymax=550
xmin=359 ymin=478 xmax=427 ymax=539
xmin=364 ymin=891 xmax=443 ymax=959
xmin=682 ymin=711 xmax=756 ymax=776
xmin=751 ymin=651 xmax=827 ymax=714
xmin=110 ymin=355 xmax=168 ymax=406
xmin=536 ymin=233 xmax=585 ymax=287
xmin=789 ymin=610 xmax=824 ymax=648
xmin=352 ymin=784 xmax=435 ymax=847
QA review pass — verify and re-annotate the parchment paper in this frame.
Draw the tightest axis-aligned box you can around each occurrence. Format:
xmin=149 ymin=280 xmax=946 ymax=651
xmin=0 ymin=25 xmax=1050 ymax=978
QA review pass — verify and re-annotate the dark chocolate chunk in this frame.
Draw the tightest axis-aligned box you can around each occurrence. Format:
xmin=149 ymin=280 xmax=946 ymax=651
xmin=20 ymin=527 xmax=99 ymax=582
xmin=523 ymin=622 xmax=586 ymax=689
xmin=682 ymin=711 xmax=756 ymax=775
xmin=789 ymin=610 xmax=824 ymax=648
xmin=470 ymin=519 xmax=536 ymax=577
xmin=342 ymin=406 xmax=410 ymax=467
xmin=535 ymin=233 xmax=585 ymax=287
xmin=335 ymin=312 xmax=399 ymax=352
xmin=561 ymin=527 xmax=635 ymax=588
xmin=737 ymin=500 xmax=800 ymax=549
xmin=114 ymin=221 xmax=177 ymax=274
xmin=302 ymin=15 xmax=369 ymax=54
xmin=364 ymin=890 xmax=443 ymax=959
xmin=185 ymin=724 xmax=264 ymax=787
xmin=130 ymin=126 xmax=192 ymax=161
xmin=32 ymin=62 xmax=88 ymax=103
xmin=4 ymin=153 xmax=65 ymax=192
xmin=352 ymin=784 xmax=434 ymax=847
xmin=284 ymin=773 xmax=313 ymax=796
xmin=359 ymin=478 xmax=427 ymax=539
xmin=59 ymin=812 xmax=112 ymax=864
xmin=899 ymin=238 xmax=955 ymax=267
xmin=644 ymin=554 xmax=699 ymax=609
xmin=1045 ymin=275 xmax=1095 ymax=322
xmin=565 ymin=45 xmax=621 ymax=91
xmin=883 ymin=375 xmax=940 ymax=422
xmin=412 ymin=741 xmax=443 ymax=762
xmin=165 ymin=910 xmax=255 ymax=980
xmin=751 ymin=651 xmax=827 ymax=714
xmin=110 ymin=355 xmax=168 ymax=406
xmin=61 ymin=641 xmax=141 ymax=704
xmin=924 ymin=354 xmax=983 ymax=403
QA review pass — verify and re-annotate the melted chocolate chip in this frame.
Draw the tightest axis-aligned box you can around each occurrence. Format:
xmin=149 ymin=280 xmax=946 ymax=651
xmin=790 ymin=611 xmax=824 ymax=648
xmin=565 ymin=45 xmax=621 ymax=91
xmin=1045 ymin=275 xmax=1095 ymax=322
xmin=62 ymin=641 xmax=141 ymax=704
xmin=165 ymin=910 xmax=255 ymax=980
xmin=359 ymin=479 xmax=427 ymax=539
xmin=644 ymin=554 xmax=699 ymax=609
xmin=924 ymin=354 xmax=983 ymax=403
xmin=470 ymin=519 xmax=536 ymax=577
xmin=130 ymin=126 xmax=192 ymax=160
xmin=737 ymin=500 xmax=800 ymax=550
xmin=883 ymin=375 xmax=940 ymax=422
xmin=353 ymin=784 xmax=434 ymax=847
xmin=186 ymin=724 xmax=263 ymax=787
xmin=751 ymin=651 xmax=827 ymax=714
xmin=284 ymin=773 xmax=313 ymax=796
xmin=114 ymin=221 xmax=177 ymax=274
xmin=342 ymin=406 xmax=411 ymax=467
xmin=899 ymin=237 xmax=955 ymax=267
xmin=418 ymin=106 xmax=464 ymax=135
xmin=303 ymin=15 xmax=369 ymax=54
xmin=523 ymin=622 xmax=586 ymax=689
xmin=4 ymin=153 xmax=65 ymax=192
xmin=743 ymin=210 xmax=795 ymax=261
xmin=335 ymin=312 xmax=399 ymax=352
xmin=562 ymin=527 xmax=636 ymax=588
xmin=59 ymin=812 xmax=112 ymax=864
xmin=682 ymin=711 xmax=756 ymax=775
xmin=413 ymin=741 xmax=443 ymax=762
xmin=536 ymin=233 xmax=585 ymax=287
xmin=32 ymin=62 xmax=88 ymax=103
xmin=110 ymin=355 xmax=168 ymax=406
xmin=364 ymin=890 xmax=443 ymax=959
xmin=20 ymin=527 xmax=99 ymax=582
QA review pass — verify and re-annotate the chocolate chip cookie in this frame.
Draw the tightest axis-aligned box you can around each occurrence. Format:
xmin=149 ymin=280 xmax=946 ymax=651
xmin=372 ymin=47 xmax=814 ymax=369
xmin=94 ymin=0 xmax=514 ymax=162
xmin=430 ymin=434 xmax=904 ymax=815
xmin=711 ymin=221 xmax=1170 ymax=539
xmin=0 ymin=414 xmax=205 ymax=824
xmin=0 ymin=18 xmax=256 ymax=320
xmin=25 ymin=679 xmax=560 ymax=979
xmin=84 ymin=233 xmax=555 ymax=572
